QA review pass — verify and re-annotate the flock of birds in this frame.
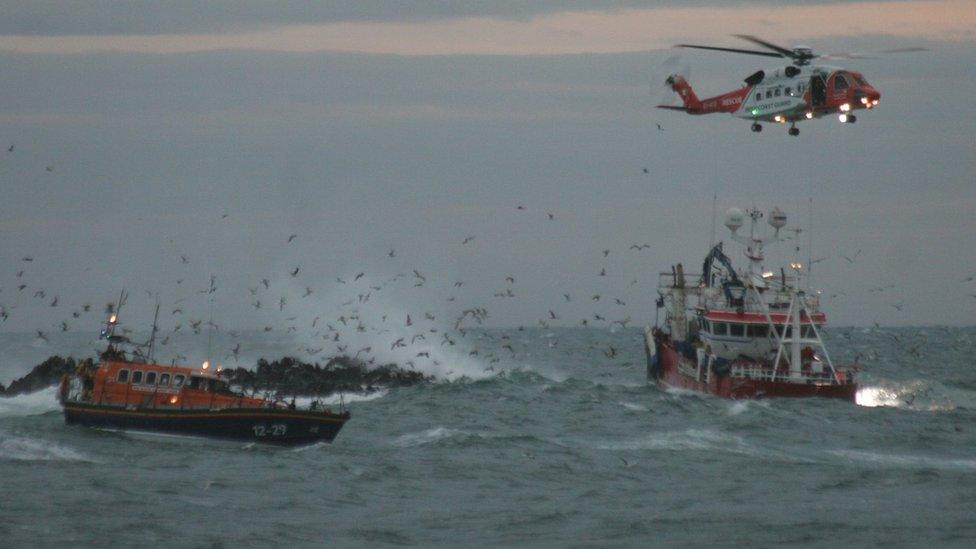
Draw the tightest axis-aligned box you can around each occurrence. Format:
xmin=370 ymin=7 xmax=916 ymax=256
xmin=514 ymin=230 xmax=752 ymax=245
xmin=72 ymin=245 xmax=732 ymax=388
xmin=1 ymin=219 xmax=661 ymax=376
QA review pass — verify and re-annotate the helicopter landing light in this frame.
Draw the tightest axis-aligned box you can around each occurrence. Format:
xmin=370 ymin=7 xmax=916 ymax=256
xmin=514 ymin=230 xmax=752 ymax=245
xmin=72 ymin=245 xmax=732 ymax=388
xmin=839 ymin=103 xmax=851 ymax=112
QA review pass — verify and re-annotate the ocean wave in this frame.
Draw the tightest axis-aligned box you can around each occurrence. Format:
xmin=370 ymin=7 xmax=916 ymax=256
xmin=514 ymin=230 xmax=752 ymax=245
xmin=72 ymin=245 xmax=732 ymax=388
xmin=0 ymin=433 xmax=95 ymax=463
xmin=827 ymin=449 xmax=976 ymax=471
xmin=0 ymin=386 xmax=61 ymax=417
xmin=392 ymin=426 xmax=481 ymax=448
xmin=594 ymin=428 xmax=751 ymax=453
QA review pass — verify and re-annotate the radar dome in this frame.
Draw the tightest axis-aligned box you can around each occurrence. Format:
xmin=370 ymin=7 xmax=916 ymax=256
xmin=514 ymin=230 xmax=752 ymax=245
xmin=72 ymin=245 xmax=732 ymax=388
xmin=724 ymin=208 xmax=744 ymax=232
xmin=769 ymin=207 xmax=787 ymax=231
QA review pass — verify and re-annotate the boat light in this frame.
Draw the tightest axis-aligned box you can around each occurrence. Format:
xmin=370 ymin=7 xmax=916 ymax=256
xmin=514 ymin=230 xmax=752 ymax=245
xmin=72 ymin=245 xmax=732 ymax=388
xmin=169 ymin=396 xmax=178 ymax=404
xmin=805 ymin=112 xmax=813 ymax=120
xmin=790 ymin=262 xmax=803 ymax=270
xmin=860 ymin=97 xmax=870 ymax=105
xmin=872 ymin=99 xmax=879 ymax=106
xmin=838 ymin=114 xmax=848 ymax=123
xmin=109 ymin=314 xmax=117 ymax=323
xmin=840 ymin=103 xmax=851 ymax=112
xmin=774 ymin=115 xmax=784 ymax=123
xmin=762 ymin=271 xmax=775 ymax=278
xmin=202 ymin=360 xmax=210 ymax=370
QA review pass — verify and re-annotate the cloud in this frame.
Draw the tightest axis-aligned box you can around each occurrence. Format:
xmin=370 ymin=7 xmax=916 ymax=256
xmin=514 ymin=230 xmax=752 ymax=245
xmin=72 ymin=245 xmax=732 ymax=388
xmin=1 ymin=1 xmax=972 ymax=55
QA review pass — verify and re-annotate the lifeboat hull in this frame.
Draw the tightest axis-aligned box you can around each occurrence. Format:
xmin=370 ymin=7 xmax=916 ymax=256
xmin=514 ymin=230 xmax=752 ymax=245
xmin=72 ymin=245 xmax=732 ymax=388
xmin=648 ymin=332 xmax=856 ymax=401
xmin=63 ymin=402 xmax=349 ymax=445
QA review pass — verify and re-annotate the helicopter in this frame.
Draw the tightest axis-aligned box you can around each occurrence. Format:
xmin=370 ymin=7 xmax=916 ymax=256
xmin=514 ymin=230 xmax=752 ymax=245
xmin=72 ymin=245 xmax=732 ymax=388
xmin=657 ymin=34 xmax=923 ymax=135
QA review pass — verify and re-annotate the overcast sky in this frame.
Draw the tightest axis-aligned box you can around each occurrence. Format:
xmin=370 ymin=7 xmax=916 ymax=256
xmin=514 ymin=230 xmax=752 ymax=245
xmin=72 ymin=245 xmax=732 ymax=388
xmin=1 ymin=0 xmax=974 ymax=336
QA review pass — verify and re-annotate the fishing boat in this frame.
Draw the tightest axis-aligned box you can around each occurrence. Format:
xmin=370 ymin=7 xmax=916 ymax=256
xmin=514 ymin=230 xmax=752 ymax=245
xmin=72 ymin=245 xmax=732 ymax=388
xmin=59 ymin=300 xmax=350 ymax=445
xmin=644 ymin=206 xmax=858 ymax=400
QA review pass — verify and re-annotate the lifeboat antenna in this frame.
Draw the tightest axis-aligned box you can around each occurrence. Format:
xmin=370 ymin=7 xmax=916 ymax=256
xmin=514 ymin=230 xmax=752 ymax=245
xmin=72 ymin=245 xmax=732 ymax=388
xmin=147 ymin=297 xmax=160 ymax=363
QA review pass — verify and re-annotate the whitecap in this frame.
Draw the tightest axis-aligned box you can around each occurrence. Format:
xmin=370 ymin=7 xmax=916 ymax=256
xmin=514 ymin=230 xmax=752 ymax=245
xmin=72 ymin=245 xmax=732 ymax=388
xmin=393 ymin=426 xmax=472 ymax=448
xmin=827 ymin=449 xmax=976 ymax=471
xmin=618 ymin=401 xmax=649 ymax=412
xmin=0 ymin=434 xmax=95 ymax=462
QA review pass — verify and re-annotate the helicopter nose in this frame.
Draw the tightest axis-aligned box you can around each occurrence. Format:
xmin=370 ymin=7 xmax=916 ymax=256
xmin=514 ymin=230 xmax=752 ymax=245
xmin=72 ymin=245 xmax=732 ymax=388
xmin=857 ymin=87 xmax=881 ymax=108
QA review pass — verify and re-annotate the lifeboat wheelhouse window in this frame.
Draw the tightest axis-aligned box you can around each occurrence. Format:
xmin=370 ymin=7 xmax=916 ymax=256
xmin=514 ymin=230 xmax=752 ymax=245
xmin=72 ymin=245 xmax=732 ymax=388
xmin=131 ymin=371 xmax=143 ymax=384
xmin=173 ymin=374 xmax=185 ymax=388
xmin=729 ymin=323 xmax=745 ymax=337
xmin=145 ymin=372 xmax=157 ymax=385
xmin=159 ymin=373 xmax=171 ymax=386
xmin=747 ymin=324 xmax=769 ymax=338
xmin=712 ymin=322 xmax=727 ymax=336
xmin=117 ymin=369 xmax=129 ymax=383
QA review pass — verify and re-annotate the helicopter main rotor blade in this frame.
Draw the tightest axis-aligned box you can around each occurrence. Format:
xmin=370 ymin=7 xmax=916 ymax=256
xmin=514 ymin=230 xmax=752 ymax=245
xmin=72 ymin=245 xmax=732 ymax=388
xmin=732 ymin=34 xmax=795 ymax=57
xmin=879 ymin=47 xmax=928 ymax=54
xmin=675 ymin=44 xmax=783 ymax=58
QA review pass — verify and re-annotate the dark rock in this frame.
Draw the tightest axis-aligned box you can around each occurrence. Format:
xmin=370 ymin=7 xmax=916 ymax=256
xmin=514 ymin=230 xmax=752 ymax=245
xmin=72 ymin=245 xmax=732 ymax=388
xmin=3 ymin=356 xmax=77 ymax=397
xmin=1 ymin=354 xmax=429 ymax=397
xmin=222 ymin=355 xmax=430 ymax=396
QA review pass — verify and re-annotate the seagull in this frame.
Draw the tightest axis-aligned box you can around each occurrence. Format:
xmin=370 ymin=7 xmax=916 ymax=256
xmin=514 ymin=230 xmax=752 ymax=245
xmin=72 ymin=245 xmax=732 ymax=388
xmin=406 ymin=314 xmax=412 ymax=327
xmin=354 ymin=272 xmax=365 ymax=281
xmin=22 ymin=256 xmax=33 ymax=262
xmin=180 ymin=255 xmax=189 ymax=264
xmin=614 ymin=298 xmax=626 ymax=306
xmin=656 ymin=122 xmax=664 ymax=131
xmin=287 ymin=234 xmax=298 ymax=243
xmin=600 ymin=268 xmax=606 ymax=276
xmin=841 ymin=249 xmax=861 ymax=263
xmin=547 ymin=212 xmax=554 ymax=220
xmin=516 ymin=205 xmax=526 ymax=210
xmin=391 ymin=338 xmax=406 ymax=349
xmin=388 ymin=249 xmax=396 ymax=258
xmin=603 ymin=249 xmax=610 ymax=257
xmin=563 ymin=293 xmax=571 ymax=302
xmin=462 ymin=236 xmax=475 ymax=245
xmin=303 ymin=287 xmax=313 ymax=297
xmin=50 ymin=296 xmax=58 ymax=307
xmin=549 ymin=310 xmax=558 ymax=320
xmin=7 ymin=145 xmax=13 ymax=152
xmin=506 ymin=276 xmax=515 ymax=284
xmin=290 ymin=266 xmax=300 ymax=277
xmin=642 ymin=167 xmax=649 ymax=174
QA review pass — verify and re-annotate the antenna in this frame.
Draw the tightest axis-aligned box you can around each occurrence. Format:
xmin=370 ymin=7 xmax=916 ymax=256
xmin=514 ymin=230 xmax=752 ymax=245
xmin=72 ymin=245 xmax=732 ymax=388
xmin=709 ymin=191 xmax=718 ymax=248
xmin=147 ymin=297 xmax=160 ymax=362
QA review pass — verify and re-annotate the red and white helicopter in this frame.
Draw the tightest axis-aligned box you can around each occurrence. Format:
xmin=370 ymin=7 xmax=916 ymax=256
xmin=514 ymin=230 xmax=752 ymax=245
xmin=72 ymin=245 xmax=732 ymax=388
xmin=658 ymin=35 xmax=921 ymax=135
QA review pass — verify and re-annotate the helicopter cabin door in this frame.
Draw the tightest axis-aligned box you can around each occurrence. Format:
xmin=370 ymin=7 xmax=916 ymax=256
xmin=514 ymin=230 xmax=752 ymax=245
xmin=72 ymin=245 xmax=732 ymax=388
xmin=810 ymin=75 xmax=827 ymax=108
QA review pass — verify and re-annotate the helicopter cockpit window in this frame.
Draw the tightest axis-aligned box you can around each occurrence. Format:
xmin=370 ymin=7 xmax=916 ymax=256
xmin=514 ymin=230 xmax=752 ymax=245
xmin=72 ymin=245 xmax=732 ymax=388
xmin=853 ymin=74 xmax=868 ymax=86
xmin=755 ymin=93 xmax=761 ymax=101
xmin=785 ymin=86 xmax=792 ymax=96
xmin=834 ymin=74 xmax=849 ymax=91
xmin=774 ymin=88 xmax=781 ymax=97
xmin=765 ymin=89 xmax=772 ymax=99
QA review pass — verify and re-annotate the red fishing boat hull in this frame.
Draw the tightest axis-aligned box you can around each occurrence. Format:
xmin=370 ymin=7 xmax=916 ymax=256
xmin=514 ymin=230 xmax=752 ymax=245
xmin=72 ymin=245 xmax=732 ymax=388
xmin=648 ymin=332 xmax=857 ymax=401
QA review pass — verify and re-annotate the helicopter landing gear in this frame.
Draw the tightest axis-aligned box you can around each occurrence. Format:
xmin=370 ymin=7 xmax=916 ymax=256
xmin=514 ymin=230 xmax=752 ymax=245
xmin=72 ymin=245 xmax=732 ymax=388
xmin=751 ymin=123 xmax=762 ymax=133
xmin=788 ymin=124 xmax=799 ymax=136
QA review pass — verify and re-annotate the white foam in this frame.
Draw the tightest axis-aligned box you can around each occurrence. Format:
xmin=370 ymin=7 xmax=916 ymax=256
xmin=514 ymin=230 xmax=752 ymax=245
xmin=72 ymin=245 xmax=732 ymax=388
xmin=393 ymin=426 xmax=473 ymax=448
xmin=0 ymin=434 xmax=94 ymax=462
xmin=0 ymin=386 xmax=61 ymax=417
xmin=595 ymin=428 xmax=750 ymax=453
xmin=827 ymin=449 xmax=976 ymax=471
xmin=618 ymin=401 xmax=649 ymax=412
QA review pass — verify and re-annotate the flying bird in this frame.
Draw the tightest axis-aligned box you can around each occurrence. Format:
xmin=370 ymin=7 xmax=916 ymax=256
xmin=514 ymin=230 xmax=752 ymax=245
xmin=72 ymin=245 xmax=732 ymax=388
xmin=462 ymin=236 xmax=475 ymax=245
xmin=290 ymin=267 xmax=300 ymax=277
xmin=287 ymin=234 xmax=297 ymax=243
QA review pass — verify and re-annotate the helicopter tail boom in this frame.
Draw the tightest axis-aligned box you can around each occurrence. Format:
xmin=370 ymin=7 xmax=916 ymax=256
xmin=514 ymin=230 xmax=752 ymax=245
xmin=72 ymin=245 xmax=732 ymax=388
xmin=660 ymin=74 xmax=702 ymax=112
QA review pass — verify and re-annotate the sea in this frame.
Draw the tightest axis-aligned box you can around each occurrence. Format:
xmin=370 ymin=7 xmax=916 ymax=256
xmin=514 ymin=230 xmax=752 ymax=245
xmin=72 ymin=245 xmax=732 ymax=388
xmin=1 ymin=326 xmax=975 ymax=547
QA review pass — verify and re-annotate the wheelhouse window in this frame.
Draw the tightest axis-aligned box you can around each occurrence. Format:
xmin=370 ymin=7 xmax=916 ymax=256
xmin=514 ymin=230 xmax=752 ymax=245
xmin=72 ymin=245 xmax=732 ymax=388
xmin=801 ymin=325 xmax=814 ymax=338
xmin=173 ymin=374 xmax=185 ymax=388
xmin=131 ymin=371 xmax=143 ymax=384
xmin=145 ymin=372 xmax=157 ymax=385
xmin=730 ymin=323 xmax=745 ymax=337
xmin=747 ymin=324 xmax=769 ymax=338
xmin=159 ymin=373 xmax=171 ymax=386
xmin=117 ymin=369 xmax=129 ymax=383
xmin=713 ymin=322 xmax=728 ymax=336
